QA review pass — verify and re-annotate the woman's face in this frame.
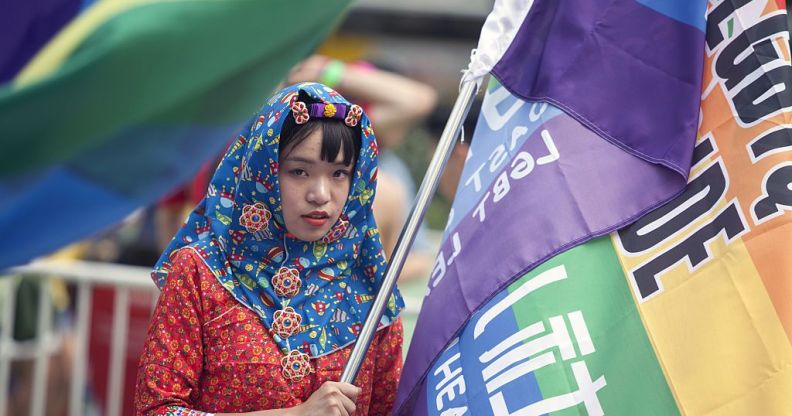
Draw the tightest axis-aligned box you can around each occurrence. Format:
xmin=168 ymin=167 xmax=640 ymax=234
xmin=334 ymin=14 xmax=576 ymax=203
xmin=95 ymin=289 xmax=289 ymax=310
xmin=279 ymin=128 xmax=353 ymax=242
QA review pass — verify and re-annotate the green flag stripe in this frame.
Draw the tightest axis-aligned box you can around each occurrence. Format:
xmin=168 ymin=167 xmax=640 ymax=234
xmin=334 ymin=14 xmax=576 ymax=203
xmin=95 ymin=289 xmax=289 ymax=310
xmin=0 ymin=0 xmax=350 ymax=176
xmin=507 ymin=236 xmax=679 ymax=415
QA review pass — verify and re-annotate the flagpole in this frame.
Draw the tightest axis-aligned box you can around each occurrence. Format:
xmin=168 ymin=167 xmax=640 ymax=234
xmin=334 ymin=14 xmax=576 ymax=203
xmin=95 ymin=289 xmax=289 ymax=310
xmin=341 ymin=79 xmax=479 ymax=383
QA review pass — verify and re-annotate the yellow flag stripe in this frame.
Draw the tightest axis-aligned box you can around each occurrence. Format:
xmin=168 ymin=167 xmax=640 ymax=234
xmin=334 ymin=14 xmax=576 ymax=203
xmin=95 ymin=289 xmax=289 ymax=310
xmin=15 ymin=0 xmax=197 ymax=86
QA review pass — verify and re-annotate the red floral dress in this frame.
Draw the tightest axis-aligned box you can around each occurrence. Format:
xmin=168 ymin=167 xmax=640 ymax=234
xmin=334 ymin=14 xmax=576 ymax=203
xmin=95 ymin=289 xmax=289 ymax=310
xmin=134 ymin=249 xmax=403 ymax=415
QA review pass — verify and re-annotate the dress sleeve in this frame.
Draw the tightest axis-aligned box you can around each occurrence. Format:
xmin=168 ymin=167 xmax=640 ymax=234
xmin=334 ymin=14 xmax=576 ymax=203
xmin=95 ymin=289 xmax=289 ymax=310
xmin=134 ymin=249 xmax=209 ymax=415
xmin=368 ymin=318 xmax=404 ymax=415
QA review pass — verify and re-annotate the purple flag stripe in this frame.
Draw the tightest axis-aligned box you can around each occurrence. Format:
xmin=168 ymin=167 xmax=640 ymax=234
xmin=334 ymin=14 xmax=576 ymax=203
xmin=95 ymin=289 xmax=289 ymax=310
xmin=396 ymin=104 xmax=686 ymax=411
xmin=492 ymin=0 xmax=704 ymax=178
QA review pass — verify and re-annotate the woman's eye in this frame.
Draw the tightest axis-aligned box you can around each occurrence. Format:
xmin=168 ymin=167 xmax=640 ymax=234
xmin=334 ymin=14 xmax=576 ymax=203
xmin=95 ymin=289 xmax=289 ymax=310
xmin=290 ymin=168 xmax=307 ymax=176
xmin=334 ymin=170 xmax=351 ymax=178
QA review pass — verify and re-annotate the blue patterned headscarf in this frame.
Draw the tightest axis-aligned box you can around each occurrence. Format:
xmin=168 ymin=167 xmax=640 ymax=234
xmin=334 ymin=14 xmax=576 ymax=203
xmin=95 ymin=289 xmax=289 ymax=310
xmin=153 ymin=83 xmax=403 ymax=363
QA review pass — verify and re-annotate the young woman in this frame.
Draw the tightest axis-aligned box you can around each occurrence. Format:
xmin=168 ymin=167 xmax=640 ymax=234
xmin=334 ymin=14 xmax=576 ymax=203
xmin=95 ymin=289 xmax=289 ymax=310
xmin=134 ymin=83 xmax=404 ymax=416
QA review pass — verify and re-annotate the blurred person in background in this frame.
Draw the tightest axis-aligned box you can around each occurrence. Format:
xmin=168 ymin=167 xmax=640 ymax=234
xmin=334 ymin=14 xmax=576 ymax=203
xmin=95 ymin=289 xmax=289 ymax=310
xmin=288 ymin=55 xmax=437 ymax=283
xmin=155 ymin=157 xmax=220 ymax=254
xmin=135 ymin=83 xmax=404 ymax=415
xmin=428 ymin=104 xmax=479 ymax=204
xmin=2 ymin=244 xmax=87 ymax=416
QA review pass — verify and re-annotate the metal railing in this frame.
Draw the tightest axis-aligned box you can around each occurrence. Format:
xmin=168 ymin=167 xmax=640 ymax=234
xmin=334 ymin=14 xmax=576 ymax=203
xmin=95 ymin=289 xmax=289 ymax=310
xmin=0 ymin=260 xmax=157 ymax=416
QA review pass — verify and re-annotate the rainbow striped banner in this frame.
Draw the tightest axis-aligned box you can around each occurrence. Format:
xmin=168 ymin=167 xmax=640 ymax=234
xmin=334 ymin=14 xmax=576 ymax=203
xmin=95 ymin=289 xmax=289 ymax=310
xmin=0 ymin=1 xmax=350 ymax=268
xmin=397 ymin=0 xmax=792 ymax=414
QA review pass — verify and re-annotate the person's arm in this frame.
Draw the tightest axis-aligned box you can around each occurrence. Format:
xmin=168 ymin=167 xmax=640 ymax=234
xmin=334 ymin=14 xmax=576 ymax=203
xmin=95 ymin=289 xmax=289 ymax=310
xmin=134 ymin=250 xmax=207 ymax=415
xmin=332 ymin=63 xmax=436 ymax=149
xmin=372 ymin=172 xmax=433 ymax=282
xmin=373 ymin=172 xmax=407 ymax=259
xmin=288 ymin=55 xmax=437 ymax=148
xmin=368 ymin=319 xmax=404 ymax=415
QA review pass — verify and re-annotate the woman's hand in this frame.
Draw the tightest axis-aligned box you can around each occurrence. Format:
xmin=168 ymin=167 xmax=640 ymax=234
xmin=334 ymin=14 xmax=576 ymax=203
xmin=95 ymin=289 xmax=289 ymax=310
xmin=217 ymin=381 xmax=361 ymax=416
xmin=291 ymin=381 xmax=361 ymax=416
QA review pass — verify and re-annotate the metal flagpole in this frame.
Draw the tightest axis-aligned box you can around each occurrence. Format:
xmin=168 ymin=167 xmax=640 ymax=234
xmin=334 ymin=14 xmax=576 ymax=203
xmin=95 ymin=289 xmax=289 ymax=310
xmin=341 ymin=79 xmax=479 ymax=383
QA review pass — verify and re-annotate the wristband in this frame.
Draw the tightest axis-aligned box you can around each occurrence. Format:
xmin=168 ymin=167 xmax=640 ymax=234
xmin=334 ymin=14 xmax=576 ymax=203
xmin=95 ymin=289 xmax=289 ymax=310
xmin=320 ymin=59 xmax=345 ymax=88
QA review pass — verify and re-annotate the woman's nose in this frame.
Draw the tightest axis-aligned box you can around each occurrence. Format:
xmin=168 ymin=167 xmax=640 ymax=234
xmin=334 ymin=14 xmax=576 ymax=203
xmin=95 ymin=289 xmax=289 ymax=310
xmin=306 ymin=178 xmax=331 ymax=205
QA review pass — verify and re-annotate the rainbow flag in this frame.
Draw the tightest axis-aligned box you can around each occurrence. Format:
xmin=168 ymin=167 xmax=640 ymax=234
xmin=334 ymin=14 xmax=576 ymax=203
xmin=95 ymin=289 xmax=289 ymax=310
xmin=0 ymin=1 xmax=350 ymax=269
xmin=397 ymin=0 xmax=792 ymax=414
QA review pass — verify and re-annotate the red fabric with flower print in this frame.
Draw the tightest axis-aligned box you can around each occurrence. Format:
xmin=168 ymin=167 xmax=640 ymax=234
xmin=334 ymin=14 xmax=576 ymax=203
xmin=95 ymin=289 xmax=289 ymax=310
xmin=134 ymin=249 xmax=403 ymax=415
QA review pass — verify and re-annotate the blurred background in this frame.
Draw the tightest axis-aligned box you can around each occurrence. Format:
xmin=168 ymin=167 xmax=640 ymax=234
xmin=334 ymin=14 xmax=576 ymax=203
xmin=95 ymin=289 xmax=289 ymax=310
xmin=0 ymin=1 xmax=492 ymax=415
xmin=5 ymin=1 xmax=792 ymax=415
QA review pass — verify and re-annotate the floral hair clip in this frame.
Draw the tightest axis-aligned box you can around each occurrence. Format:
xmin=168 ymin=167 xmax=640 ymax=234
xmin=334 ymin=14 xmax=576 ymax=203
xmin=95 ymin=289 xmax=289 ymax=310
xmin=291 ymin=101 xmax=310 ymax=124
xmin=290 ymin=99 xmax=364 ymax=128
xmin=345 ymin=104 xmax=362 ymax=127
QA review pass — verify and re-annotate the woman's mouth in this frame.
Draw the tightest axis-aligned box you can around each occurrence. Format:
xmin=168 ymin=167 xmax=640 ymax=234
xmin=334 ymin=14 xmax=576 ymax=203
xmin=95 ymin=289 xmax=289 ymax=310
xmin=302 ymin=211 xmax=329 ymax=227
